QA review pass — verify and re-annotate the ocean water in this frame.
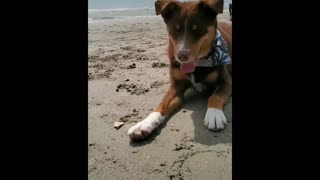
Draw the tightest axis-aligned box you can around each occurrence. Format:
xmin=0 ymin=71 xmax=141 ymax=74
xmin=88 ymin=8 xmax=156 ymax=21
xmin=88 ymin=0 xmax=232 ymax=21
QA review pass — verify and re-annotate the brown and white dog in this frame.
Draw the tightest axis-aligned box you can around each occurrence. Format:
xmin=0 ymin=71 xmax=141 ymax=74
xmin=128 ymin=0 xmax=232 ymax=141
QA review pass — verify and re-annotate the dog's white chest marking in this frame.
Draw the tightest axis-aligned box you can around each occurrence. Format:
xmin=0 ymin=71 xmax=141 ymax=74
xmin=189 ymin=73 xmax=205 ymax=92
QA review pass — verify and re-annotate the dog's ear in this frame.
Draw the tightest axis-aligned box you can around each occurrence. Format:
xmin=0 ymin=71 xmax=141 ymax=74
xmin=199 ymin=0 xmax=224 ymax=15
xmin=155 ymin=0 xmax=178 ymax=21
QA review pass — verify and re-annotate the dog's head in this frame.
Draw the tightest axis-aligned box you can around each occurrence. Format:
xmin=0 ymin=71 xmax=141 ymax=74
xmin=155 ymin=0 xmax=223 ymax=72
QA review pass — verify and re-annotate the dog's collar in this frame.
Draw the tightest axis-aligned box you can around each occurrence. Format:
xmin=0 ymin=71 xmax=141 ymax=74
xmin=197 ymin=30 xmax=231 ymax=67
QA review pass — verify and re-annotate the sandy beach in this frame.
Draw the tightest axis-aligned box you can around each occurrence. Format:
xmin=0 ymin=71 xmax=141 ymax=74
xmin=89 ymin=11 xmax=232 ymax=180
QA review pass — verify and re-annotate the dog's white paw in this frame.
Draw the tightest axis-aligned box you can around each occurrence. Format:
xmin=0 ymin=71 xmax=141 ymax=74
xmin=127 ymin=112 xmax=165 ymax=141
xmin=204 ymin=108 xmax=227 ymax=131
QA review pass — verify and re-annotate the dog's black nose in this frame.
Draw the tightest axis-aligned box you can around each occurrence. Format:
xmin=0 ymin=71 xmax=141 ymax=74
xmin=177 ymin=49 xmax=190 ymax=62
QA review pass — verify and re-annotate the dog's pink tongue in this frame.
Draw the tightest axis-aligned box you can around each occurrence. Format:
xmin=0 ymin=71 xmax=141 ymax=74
xmin=180 ymin=62 xmax=196 ymax=73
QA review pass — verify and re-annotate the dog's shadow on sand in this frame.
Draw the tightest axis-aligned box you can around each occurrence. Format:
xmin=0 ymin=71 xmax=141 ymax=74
xmin=183 ymin=88 xmax=232 ymax=145
xmin=130 ymin=88 xmax=232 ymax=147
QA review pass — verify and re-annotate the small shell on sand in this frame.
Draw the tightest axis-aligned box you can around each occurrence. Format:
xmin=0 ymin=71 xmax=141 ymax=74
xmin=114 ymin=122 xmax=125 ymax=129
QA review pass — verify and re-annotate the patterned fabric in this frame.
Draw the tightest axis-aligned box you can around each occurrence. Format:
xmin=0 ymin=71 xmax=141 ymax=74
xmin=197 ymin=30 xmax=231 ymax=67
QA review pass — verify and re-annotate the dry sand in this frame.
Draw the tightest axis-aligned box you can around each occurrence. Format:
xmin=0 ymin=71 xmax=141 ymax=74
xmin=89 ymin=12 xmax=232 ymax=180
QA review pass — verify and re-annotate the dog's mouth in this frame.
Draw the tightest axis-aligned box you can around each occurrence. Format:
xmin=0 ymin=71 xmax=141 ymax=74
xmin=179 ymin=60 xmax=199 ymax=73
xmin=175 ymin=49 xmax=210 ymax=73
xmin=180 ymin=61 xmax=196 ymax=73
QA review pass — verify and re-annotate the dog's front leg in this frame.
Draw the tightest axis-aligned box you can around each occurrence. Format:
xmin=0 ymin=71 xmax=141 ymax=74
xmin=128 ymin=80 xmax=188 ymax=141
xmin=204 ymin=66 xmax=232 ymax=131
